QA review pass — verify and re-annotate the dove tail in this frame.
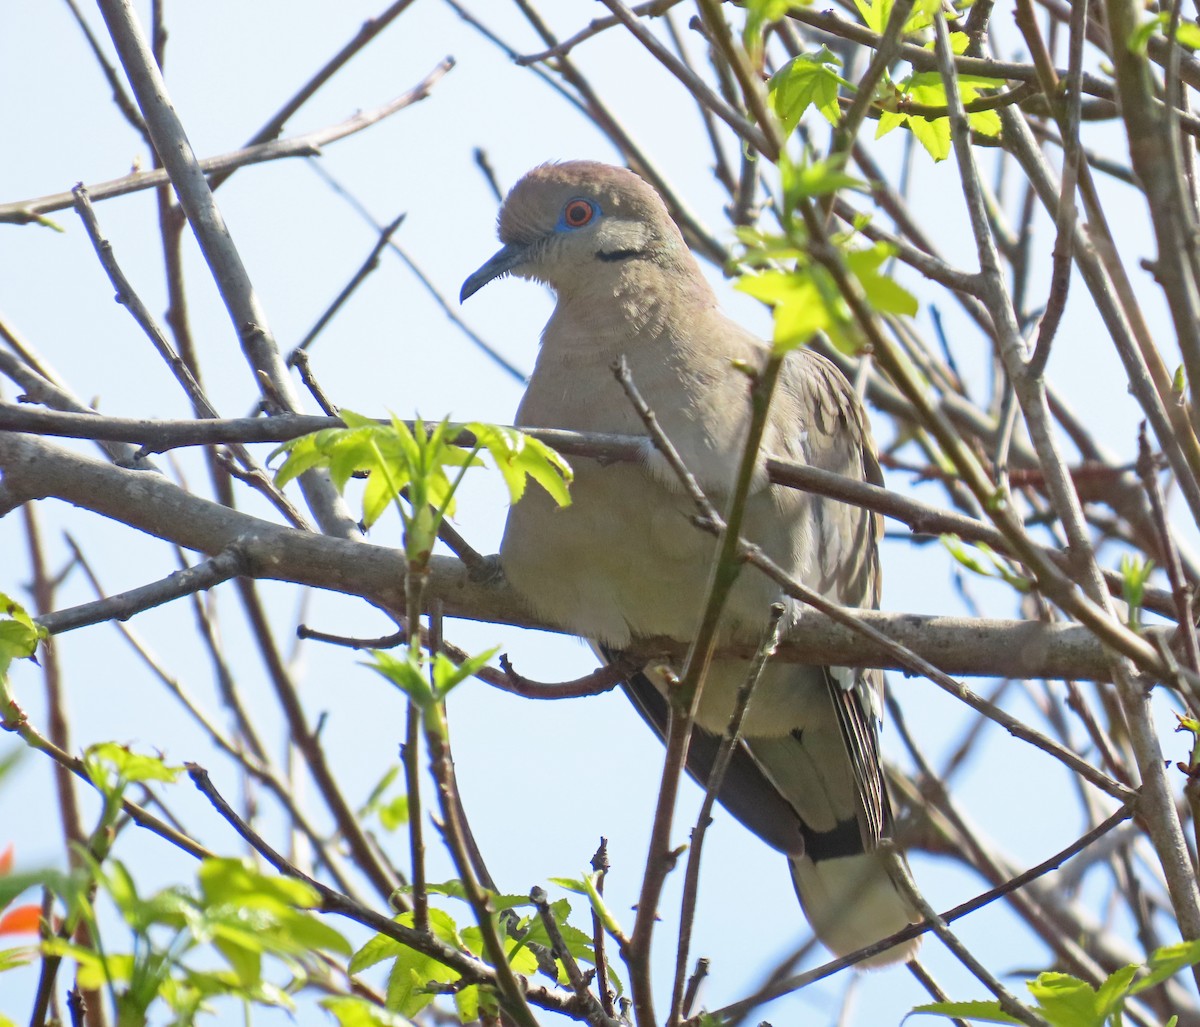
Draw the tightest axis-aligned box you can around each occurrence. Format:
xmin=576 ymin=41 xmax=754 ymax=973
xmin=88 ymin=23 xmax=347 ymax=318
xmin=789 ymin=851 xmax=922 ymax=969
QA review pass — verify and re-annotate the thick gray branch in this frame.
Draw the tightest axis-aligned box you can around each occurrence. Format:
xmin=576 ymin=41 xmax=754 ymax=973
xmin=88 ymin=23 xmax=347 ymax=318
xmin=0 ymin=429 xmax=1164 ymax=682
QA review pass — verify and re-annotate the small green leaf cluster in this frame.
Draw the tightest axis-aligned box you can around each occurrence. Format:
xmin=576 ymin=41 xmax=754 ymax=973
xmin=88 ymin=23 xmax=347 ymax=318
xmin=349 ymin=881 xmax=620 ymax=1023
xmin=83 ymin=742 xmax=183 ymax=849
xmin=852 ymin=0 xmax=1003 ymax=159
xmin=359 ymin=764 xmax=411 ymax=832
xmin=853 ymin=0 xmax=944 ymax=36
xmin=276 ymin=411 xmax=595 ymax=1023
xmin=1118 ymin=554 xmax=1155 ymax=632
xmin=766 ymin=6 xmax=1005 ymax=163
xmin=735 ymin=156 xmax=918 ymax=355
xmin=769 ymin=45 xmax=849 ymax=130
xmin=272 ymin=413 xmax=570 ymax=565
xmin=84 ymin=741 xmax=182 ymax=791
xmin=1 ymin=852 xmax=351 ymax=1025
xmin=0 ymin=592 xmax=46 ymax=706
xmin=1130 ymin=13 xmax=1200 ymax=56
xmin=274 ymin=411 xmax=569 ymax=732
xmin=549 ymin=871 xmax=625 ymax=940
xmin=913 ymin=938 xmax=1200 ymax=1025
xmin=1175 ymin=711 xmax=1200 ymax=772
xmin=365 ymin=647 xmax=499 ymax=713
xmin=941 ymin=535 xmax=1033 ymax=593
xmin=876 ymin=33 xmax=1004 ymax=162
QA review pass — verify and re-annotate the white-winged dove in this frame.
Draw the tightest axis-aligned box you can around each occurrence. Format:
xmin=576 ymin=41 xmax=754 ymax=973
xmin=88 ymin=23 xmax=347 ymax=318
xmin=462 ymin=160 xmax=920 ymax=967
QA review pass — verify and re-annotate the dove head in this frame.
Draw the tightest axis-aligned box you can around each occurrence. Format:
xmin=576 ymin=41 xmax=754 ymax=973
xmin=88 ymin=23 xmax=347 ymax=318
xmin=460 ymin=161 xmax=693 ymax=302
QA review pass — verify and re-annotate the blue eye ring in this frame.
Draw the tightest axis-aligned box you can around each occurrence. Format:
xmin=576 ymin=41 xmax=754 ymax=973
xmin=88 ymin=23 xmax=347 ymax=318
xmin=557 ymin=197 xmax=599 ymax=230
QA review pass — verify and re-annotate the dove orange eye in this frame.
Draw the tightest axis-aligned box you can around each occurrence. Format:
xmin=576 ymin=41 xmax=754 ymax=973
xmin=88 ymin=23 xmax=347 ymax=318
xmin=561 ymin=198 xmax=597 ymax=229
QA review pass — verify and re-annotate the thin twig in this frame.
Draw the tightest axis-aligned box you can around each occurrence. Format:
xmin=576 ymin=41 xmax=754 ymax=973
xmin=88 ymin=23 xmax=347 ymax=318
xmin=95 ymin=0 xmax=366 ymax=537
xmin=0 ymin=702 xmax=211 ymax=861
xmin=305 ymin=159 xmax=528 ymax=384
xmin=517 ymin=0 xmax=682 ymax=64
xmin=702 ymin=802 xmax=1135 ymax=1024
xmin=1137 ymin=425 xmax=1200 ymax=681
xmin=531 ymin=887 xmax=618 ymax=1027
xmin=206 ymin=0 xmax=421 ymax=192
xmin=589 ymin=840 xmax=616 ymax=1019
xmin=288 ymin=212 xmax=407 ymax=360
xmin=614 ymin=348 xmax=787 ymax=1027
xmin=0 ymin=62 xmax=453 ymax=225
xmin=890 ymin=856 xmax=1049 ymax=1026
xmin=669 ymin=607 xmax=784 ymax=1027
xmin=183 ymin=763 xmax=590 ymax=1020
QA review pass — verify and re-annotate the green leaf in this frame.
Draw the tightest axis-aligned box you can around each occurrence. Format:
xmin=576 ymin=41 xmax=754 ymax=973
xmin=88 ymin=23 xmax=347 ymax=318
xmin=736 ymin=269 xmax=831 ymax=350
xmin=379 ymin=910 xmax=464 ymax=1016
xmin=1177 ymin=20 xmax=1200 ymax=48
xmin=854 ymin=0 xmax=887 ymax=34
xmin=465 ymin=423 xmax=573 ymax=508
xmin=428 ymin=647 xmax=499 ymax=701
xmin=879 ymin=69 xmax=1006 ymax=160
xmin=732 ymin=226 xmax=807 ymax=265
xmin=83 ymin=742 xmax=182 ymax=788
xmin=40 ymin=938 xmax=116 ymax=990
xmin=385 ymin=960 xmax=441 ymax=1019
xmin=101 ymin=859 xmax=141 ymax=919
xmin=548 ymin=874 xmax=625 ymax=940
xmin=350 ymin=931 xmax=405 ymax=975
xmin=903 ymin=0 xmax=941 ymax=33
xmin=743 ymin=0 xmax=794 ymax=43
xmin=853 ymin=0 xmax=940 ymax=36
xmin=1130 ymin=939 xmax=1200 ymax=992
xmin=461 ymin=925 xmax=538 ymax=974
xmin=359 ymin=765 xmax=409 ymax=831
xmin=273 ymin=413 xmax=487 ymax=543
xmin=403 ymin=880 xmax=531 ymax=913
xmin=454 ymin=983 xmax=481 ymax=1024
xmin=211 ymin=921 xmax=264 ymax=986
xmin=941 ymin=535 xmax=1031 ymax=592
xmin=780 ymin=152 xmax=865 ymax=203
xmin=1026 ymin=971 xmax=1103 ymax=1027
xmin=519 ymin=907 xmax=596 ymax=973
xmin=876 ymin=108 xmax=907 ymax=139
xmin=0 ymin=868 xmax=83 ymax=920
xmin=969 ymin=107 xmax=1002 ymax=137
xmin=0 ymin=593 xmax=46 ymax=684
xmin=275 ymin=906 xmax=353 ymax=956
xmin=769 ymin=47 xmax=845 ymax=129
xmin=197 ymin=858 xmax=319 ymax=911
xmin=908 ymin=114 xmax=951 ymax=161
xmin=1094 ymin=964 xmax=1138 ymax=1016
xmin=845 ymin=243 xmax=918 ymax=316
xmin=320 ymin=996 xmax=416 ymax=1026
xmin=910 ymin=1000 xmax=1021 ymax=1023
xmin=361 ymin=764 xmax=401 ymax=810
xmin=365 ymin=649 xmax=434 ymax=707
xmin=378 ymin=794 xmax=409 ymax=831
xmin=0 ymin=946 xmax=34 ymax=973
xmin=1131 ymin=13 xmax=1167 ymax=55
xmin=1119 ymin=554 xmax=1154 ymax=631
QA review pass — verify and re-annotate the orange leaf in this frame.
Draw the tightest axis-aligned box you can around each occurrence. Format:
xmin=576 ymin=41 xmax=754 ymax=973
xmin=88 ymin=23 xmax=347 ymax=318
xmin=0 ymin=904 xmax=41 ymax=936
xmin=0 ymin=844 xmax=13 ymax=876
